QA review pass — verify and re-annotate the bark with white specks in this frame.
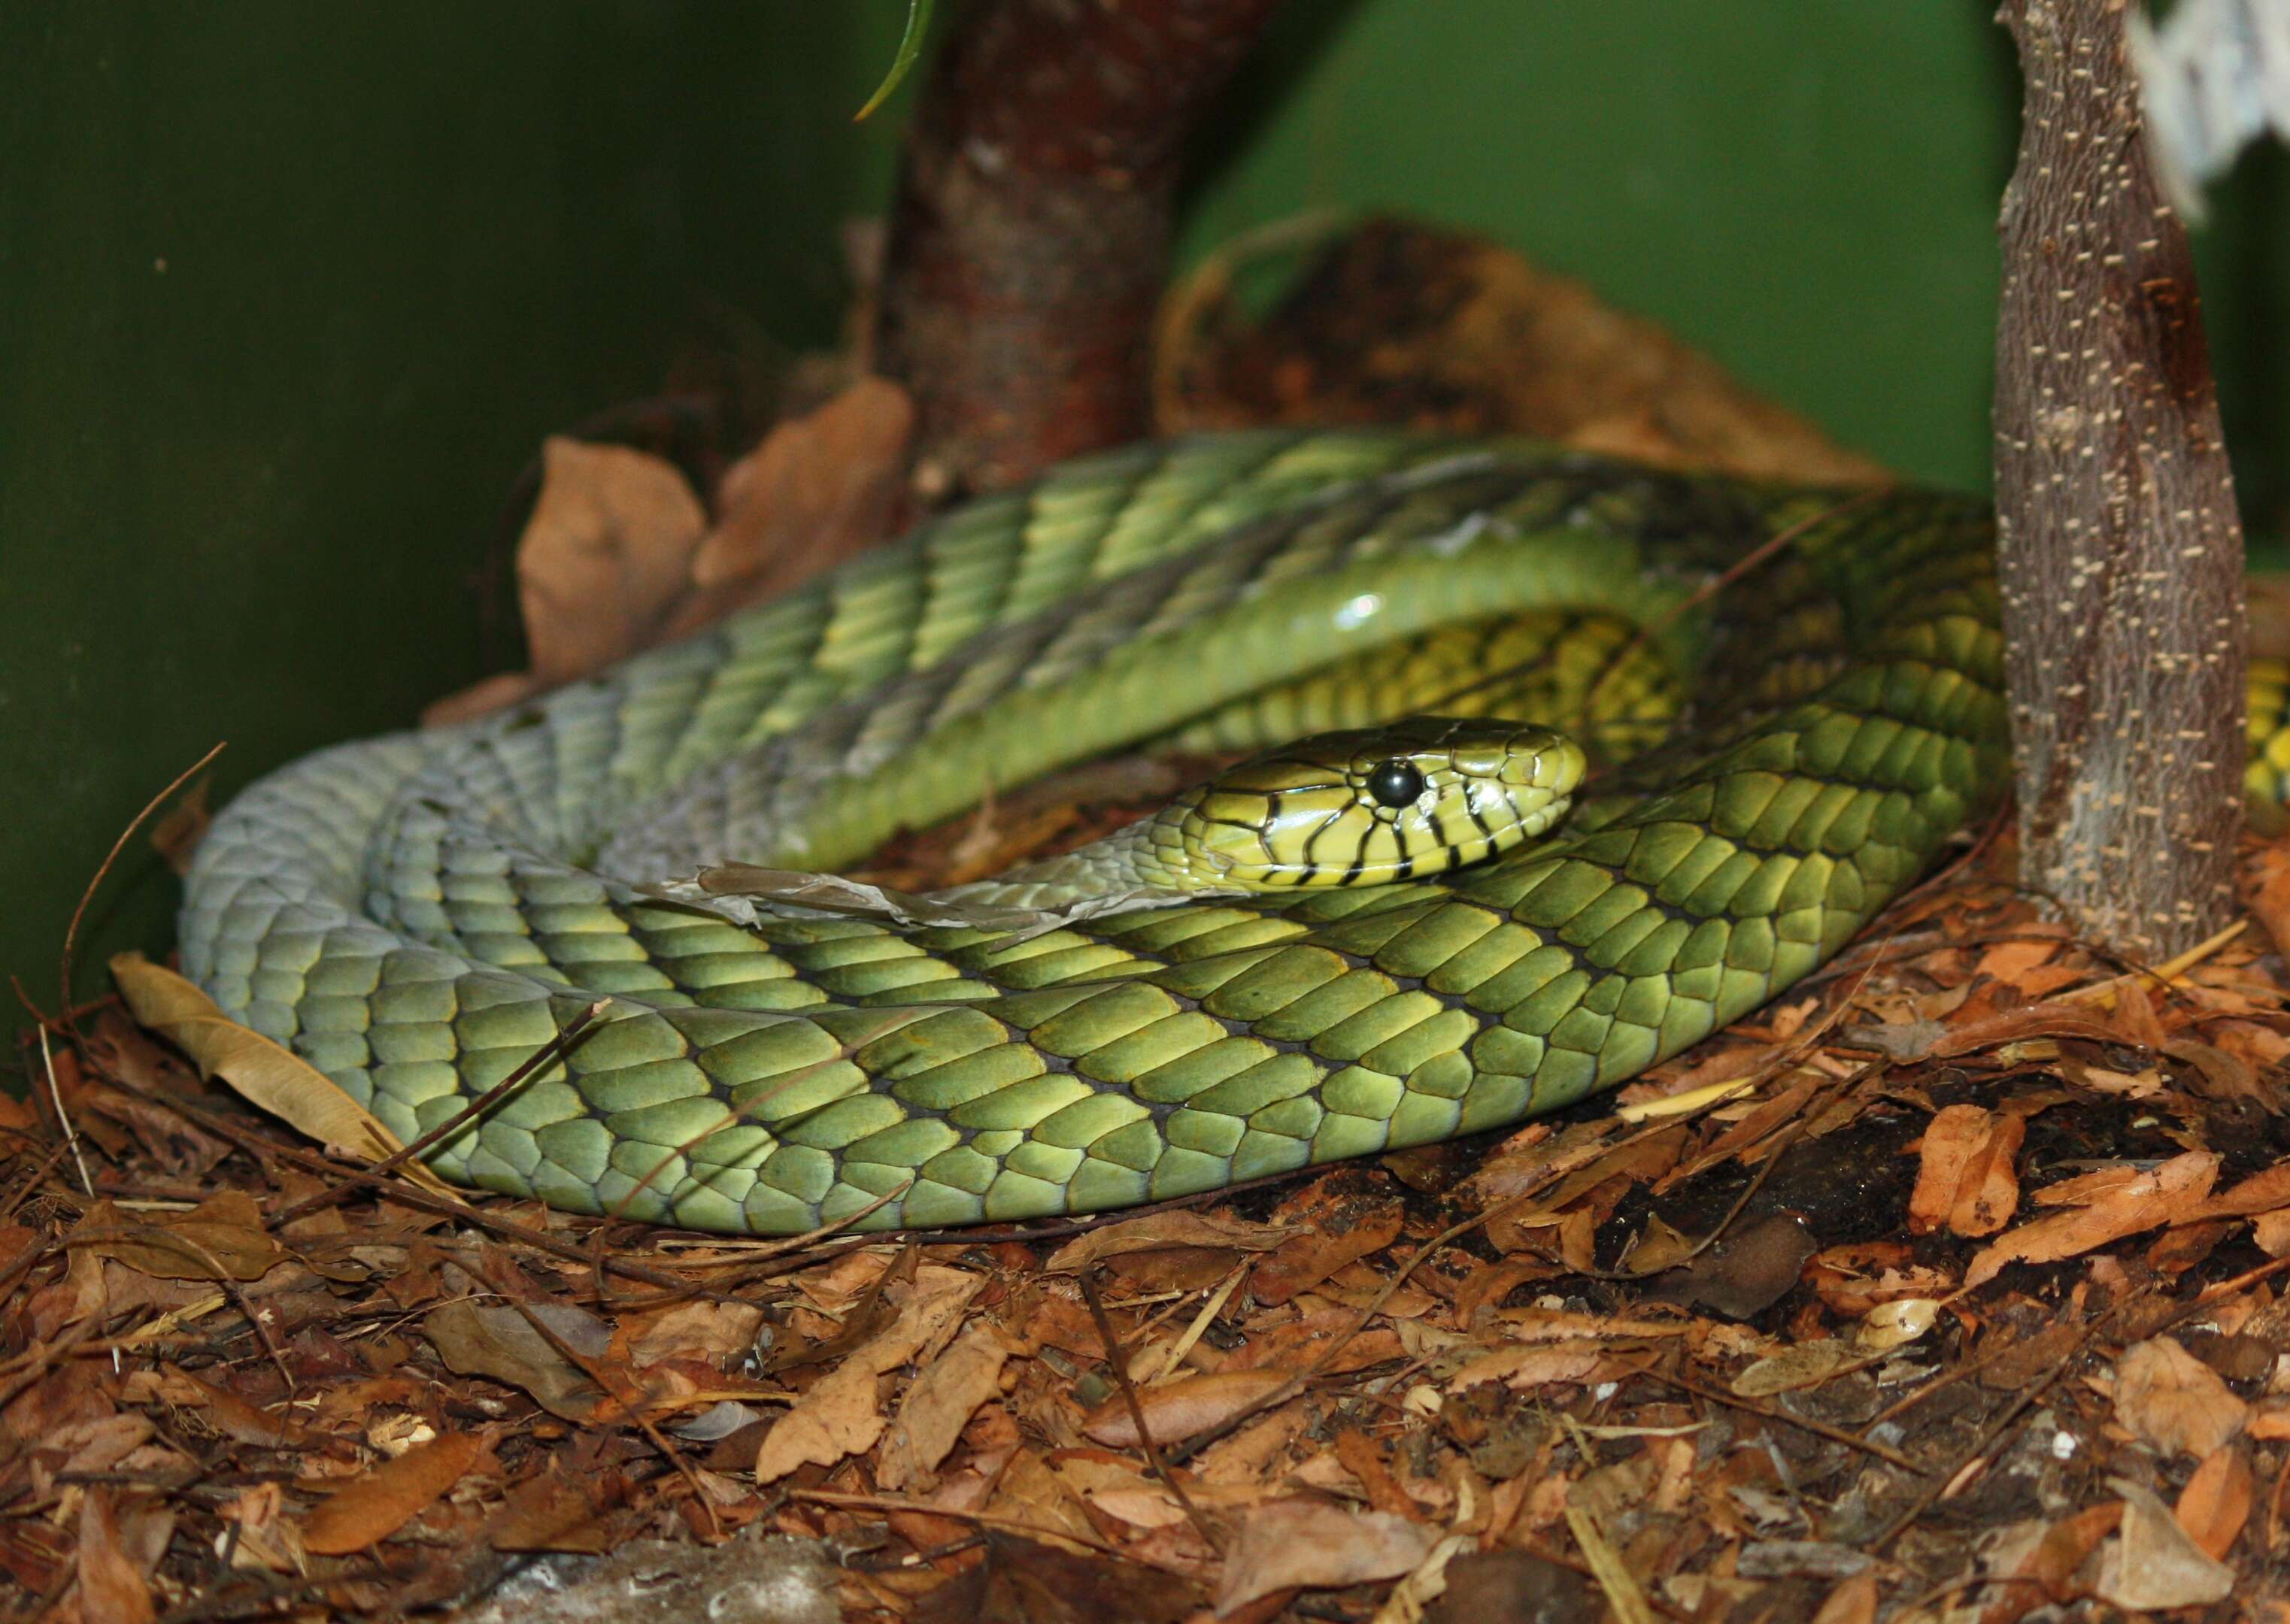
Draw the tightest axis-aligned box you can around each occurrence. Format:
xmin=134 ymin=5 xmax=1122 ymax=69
xmin=1994 ymin=0 xmax=2246 ymax=957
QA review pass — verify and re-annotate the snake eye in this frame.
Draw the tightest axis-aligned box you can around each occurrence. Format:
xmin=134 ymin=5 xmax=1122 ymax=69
xmin=1366 ymin=760 xmax=1426 ymax=808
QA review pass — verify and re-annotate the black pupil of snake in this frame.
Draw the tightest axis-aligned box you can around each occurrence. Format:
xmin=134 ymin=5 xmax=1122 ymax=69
xmin=1367 ymin=760 xmax=1426 ymax=808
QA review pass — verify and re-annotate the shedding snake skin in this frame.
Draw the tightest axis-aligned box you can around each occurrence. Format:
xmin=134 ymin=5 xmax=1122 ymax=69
xmin=180 ymin=430 xmax=2022 ymax=1234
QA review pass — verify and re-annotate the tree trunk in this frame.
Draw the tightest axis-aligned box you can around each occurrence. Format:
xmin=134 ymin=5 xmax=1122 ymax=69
xmin=1994 ymin=0 xmax=2246 ymax=958
xmin=874 ymin=0 xmax=1283 ymax=496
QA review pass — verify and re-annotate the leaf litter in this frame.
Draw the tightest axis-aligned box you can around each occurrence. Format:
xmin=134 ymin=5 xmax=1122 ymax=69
xmin=14 ymin=218 xmax=2290 ymax=1620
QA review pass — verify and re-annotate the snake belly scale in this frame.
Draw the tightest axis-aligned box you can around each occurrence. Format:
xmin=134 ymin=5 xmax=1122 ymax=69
xmin=180 ymin=431 xmax=2006 ymax=1234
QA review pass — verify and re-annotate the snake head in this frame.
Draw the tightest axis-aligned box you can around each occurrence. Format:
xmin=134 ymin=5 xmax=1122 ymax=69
xmin=1163 ymin=717 xmax=1586 ymax=889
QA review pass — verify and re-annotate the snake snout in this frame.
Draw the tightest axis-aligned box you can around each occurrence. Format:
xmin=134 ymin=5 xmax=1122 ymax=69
xmin=1172 ymin=716 xmax=1586 ymax=890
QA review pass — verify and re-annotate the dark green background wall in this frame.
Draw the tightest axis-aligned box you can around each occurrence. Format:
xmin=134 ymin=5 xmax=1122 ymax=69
xmin=4 ymin=2 xmax=2283 ymax=1014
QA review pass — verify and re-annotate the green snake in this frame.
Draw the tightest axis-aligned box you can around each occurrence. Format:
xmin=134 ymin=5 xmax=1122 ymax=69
xmin=180 ymin=430 xmax=2058 ymax=1233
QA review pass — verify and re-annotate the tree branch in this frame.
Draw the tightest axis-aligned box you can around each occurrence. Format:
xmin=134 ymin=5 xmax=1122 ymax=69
xmin=874 ymin=0 xmax=1284 ymax=495
xmin=1994 ymin=0 xmax=2247 ymax=956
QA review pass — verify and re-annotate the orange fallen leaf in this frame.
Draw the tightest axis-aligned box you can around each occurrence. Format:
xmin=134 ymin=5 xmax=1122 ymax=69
xmin=1810 ymin=1568 xmax=1877 ymax=1624
xmin=1909 ymin=1105 xmax=2025 ymax=1238
xmin=302 ymin=1432 xmax=484 ymax=1555
xmin=1448 ymin=1340 xmax=1603 ymax=1394
xmin=1252 ymin=1190 xmax=1403 ymax=1305
xmin=1081 ymin=1368 xmax=1294 ymax=1448
xmin=2255 ymin=1208 xmax=2290 ymax=1256
xmin=2188 ymin=1158 xmax=2290 ymax=1220
xmin=2112 ymin=1336 xmax=2249 ymax=1460
xmin=1976 ymin=1503 xmax=2120 ymax=1624
xmin=2097 ymin=1477 xmax=2237 ymax=1610
xmin=2175 ymin=1444 xmax=2254 ymax=1559
xmin=1964 ymin=1151 xmax=2218 ymax=1287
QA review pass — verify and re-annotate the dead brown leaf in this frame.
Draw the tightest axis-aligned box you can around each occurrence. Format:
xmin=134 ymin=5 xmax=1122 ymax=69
xmin=1448 ymin=1340 xmax=1603 ymax=1395
xmin=302 ymin=1432 xmax=484 ymax=1555
xmin=680 ymin=377 xmax=913 ymax=616
xmin=77 ymin=1489 xmax=156 ymax=1624
xmin=1908 ymin=1104 xmax=2025 ymax=1238
xmin=625 ymin=1300 xmax=766 ymax=1368
xmin=1965 ymin=1151 xmax=2219 ymax=1287
xmin=1042 ymin=1210 xmax=1294 ymax=1275
xmin=756 ymin=1265 xmax=978 ymax=1483
xmin=423 ymin=1301 xmax=613 ymax=1423
xmin=1080 ymin=1368 xmax=1294 ymax=1448
xmin=111 ymin=954 xmax=450 ymax=1191
xmin=1215 ymin=1498 xmax=1440 ymax=1614
xmin=1977 ymin=1504 xmax=2120 ymax=1624
xmin=2097 ymin=1477 xmax=2237 ymax=1610
xmin=517 ymin=437 xmax=709 ymax=685
xmin=878 ymin=1320 xmax=1020 ymax=1491
xmin=2175 ymin=1444 xmax=2253 ymax=1559
xmin=81 ymin=1191 xmax=286 ymax=1283
xmin=1251 ymin=1183 xmax=1402 ymax=1305
xmin=2112 ymin=1336 xmax=2249 ymax=1459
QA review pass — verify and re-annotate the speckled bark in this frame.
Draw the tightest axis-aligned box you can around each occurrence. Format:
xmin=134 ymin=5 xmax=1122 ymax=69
xmin=874 ymin=0 xmax=1282 ymax=495
xmin=1994 ymin=0 xmax=2246 ymax=956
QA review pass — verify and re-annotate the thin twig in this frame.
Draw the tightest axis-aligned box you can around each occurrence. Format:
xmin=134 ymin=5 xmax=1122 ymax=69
xmin=1869 ymin=1251 xmax=2290 ymax=1555
xmin=35 ymin=1026 xmax=95 ymax=1198
xmin=59 ymin=741 xmax=226 ymax=1035
xmin=1645 ymin=1365 xmax=1919 ymax=1472
xmin=497 ymin=1290 xmax=720 ymax=1539
xmin=1081 ymin=1267 xmax=1221 ymax=1555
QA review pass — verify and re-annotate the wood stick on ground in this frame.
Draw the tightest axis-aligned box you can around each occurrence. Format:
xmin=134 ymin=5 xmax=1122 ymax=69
xmin=1993 ymin=0 xmax=2247 ymax=957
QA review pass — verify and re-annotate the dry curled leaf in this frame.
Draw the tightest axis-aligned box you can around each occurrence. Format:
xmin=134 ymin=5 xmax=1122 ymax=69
xmin=109 ymin=953 xmax=451 ymax=1194
xmin=1215 ymin=1499 xmax=1440 ymax=1614
xmin=2176 ymin=1444 xmax=2254 ymax=1560
xmin=517 ymin=437 xmax=708 ymax=686
xmin=302 ymin=1432 xmax=483 ymax=1555
xmin=1081 ymin=1368 xmax=1294 ymax=1448
xmin=1042 ymin=1209 xmax=1296 ymax=1274
xmin=2112 ymin=1336 xmax=2249 ymax=1459
xmin=682 ymin=377 xmax=913 ymax=609
xmin=877 ymin=1320 xmax=1020 ymax=1491
xmin=77 ymin=1489 xmax=156 ymax=1624
xmin=423 ymin=1301 xmax=613 ymax=1423
xmin=1965 ymin=1151 xmax=2219 ymax=1287
xmin=82 ymin=1191 xmax=284 ymax=1283
xmin=2097 ymin=1477 xmax=2237 ymax=1610
xmin=1909 ymin=1104 xmax=2025 ymax=1238
xmin=757 ymin=1267 xmax=979 ymax=1483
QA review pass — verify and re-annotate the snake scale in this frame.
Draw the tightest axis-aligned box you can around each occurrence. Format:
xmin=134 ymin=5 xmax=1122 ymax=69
xmin=180 ymin=430 xmax=2050 ymax=1235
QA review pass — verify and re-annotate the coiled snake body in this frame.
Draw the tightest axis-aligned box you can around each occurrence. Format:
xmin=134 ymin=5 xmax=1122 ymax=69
xmin=182 ymin=432 xmax=2012 ymax=1233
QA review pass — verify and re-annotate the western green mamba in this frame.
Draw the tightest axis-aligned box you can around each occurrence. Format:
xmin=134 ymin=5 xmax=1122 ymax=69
xmin=173 ymin=429 xmax=2240 ymax=1235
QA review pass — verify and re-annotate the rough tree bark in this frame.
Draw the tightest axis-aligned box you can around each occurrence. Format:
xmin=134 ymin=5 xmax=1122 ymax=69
xmin=1994 ymin=0 xmax=2247 ymax=958
xmin=874 ymin=0 xmax=1284 ymax=495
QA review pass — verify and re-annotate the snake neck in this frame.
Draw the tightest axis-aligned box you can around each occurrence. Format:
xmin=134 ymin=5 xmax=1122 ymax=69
xmin=924 ymin=815 xmax=1218 ymax=916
